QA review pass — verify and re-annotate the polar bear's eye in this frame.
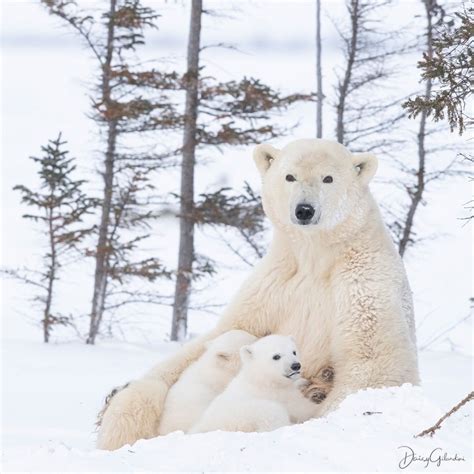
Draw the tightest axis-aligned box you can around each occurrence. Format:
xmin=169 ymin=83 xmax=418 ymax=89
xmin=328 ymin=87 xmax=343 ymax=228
xmin=285 ymin=174 xmax=296 ymax=182
xmin=273 ymin=354 xmax=281 ymax=360
xmin=293 ymin=351 xmax=296 ymax=356
xmin=323 ymin=176 xmax=333 ymax=183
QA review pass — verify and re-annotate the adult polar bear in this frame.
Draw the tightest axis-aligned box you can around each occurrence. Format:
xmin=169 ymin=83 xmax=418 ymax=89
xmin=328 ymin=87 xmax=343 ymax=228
xmin=97 ymin=139 xmax=419 ymax=450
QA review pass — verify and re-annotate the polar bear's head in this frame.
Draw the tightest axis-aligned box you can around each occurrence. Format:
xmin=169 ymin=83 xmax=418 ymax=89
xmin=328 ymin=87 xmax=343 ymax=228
xmin=253 ymin=139 xmax=377 ymax=231
xmin=203 ymin=330 xmax=257 ymax=374
xmin=239 ymin=334 xmax=302 ymax=383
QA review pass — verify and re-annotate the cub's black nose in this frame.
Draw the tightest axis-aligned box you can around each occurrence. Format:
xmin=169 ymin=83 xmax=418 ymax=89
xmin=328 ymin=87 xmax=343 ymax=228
xmin=295 ymin=204 xmax=315 ymax=222
xmin=291 ymin=362 xmax=301 ymax=371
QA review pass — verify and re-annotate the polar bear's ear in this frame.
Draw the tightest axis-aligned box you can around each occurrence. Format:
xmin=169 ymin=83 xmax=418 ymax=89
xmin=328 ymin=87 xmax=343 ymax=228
xmin=239 ymin=345 xmax=253 ymax=363
xmin=352 ymin=153 xmax=378 ymax=185
xmin=253 ymin=144 xmax=281 ymax=176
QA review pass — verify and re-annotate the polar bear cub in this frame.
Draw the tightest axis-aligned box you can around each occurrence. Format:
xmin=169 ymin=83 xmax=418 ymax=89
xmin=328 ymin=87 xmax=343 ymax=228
xmin=158 ymin=330 xmax=257 ymax=435
xmin=190 ymin=335 xmax=318 ymax=434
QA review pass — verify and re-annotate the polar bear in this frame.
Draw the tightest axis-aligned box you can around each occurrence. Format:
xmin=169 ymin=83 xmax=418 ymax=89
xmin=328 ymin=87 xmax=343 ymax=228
xmin=158 ymin=330 xmax=257 ymax=435
xmin=97 ymin=139 xmax=419 ymax=450
xmin=190 ymin=335 xmax=319 ymax=434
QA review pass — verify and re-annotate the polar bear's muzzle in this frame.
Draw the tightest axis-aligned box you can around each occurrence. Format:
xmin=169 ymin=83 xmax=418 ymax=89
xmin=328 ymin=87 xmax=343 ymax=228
xmin=285 ymin=361 xmax=302 ymax=379
xmin=293 ymin=203 xmax=321 ymax=226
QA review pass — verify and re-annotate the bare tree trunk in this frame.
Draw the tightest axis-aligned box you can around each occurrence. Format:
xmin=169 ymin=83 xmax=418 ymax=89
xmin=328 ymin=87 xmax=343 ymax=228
xmin=398 ymin=0 xmax=434 ymax=257
xmin=44 ymin=206 xmax=56 ymax=343
xmin=315 ymin=0 xmax=323 ymax=138
xmin=336 ymin=0 xmax=359 ymax=144
xmin=171 ymin=0 xmax=202 ymax=341
xmin=87 ymin=0 xmax=118 ymax=345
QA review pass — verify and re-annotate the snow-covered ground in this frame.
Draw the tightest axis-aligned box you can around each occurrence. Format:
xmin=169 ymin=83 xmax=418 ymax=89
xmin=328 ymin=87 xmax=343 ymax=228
xmin=1 ymin=337 xmax=473 ymax=472
xmin=1 ymin=0 xmax=473 ymax=472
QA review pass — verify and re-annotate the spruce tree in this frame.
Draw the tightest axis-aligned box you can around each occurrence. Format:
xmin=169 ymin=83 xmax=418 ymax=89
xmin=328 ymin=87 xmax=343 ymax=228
xmin=12 ymin=134 xmax=95 ymax=342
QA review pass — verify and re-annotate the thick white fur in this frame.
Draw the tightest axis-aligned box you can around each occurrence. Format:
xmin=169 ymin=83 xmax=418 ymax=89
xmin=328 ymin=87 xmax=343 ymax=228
xmin=97 ymin=139 xmax=419 ymax=450
xmin=158 ymin=330 xmax=257 ymax=435
xmin=190 ymin=335 xmax=318 ymax=434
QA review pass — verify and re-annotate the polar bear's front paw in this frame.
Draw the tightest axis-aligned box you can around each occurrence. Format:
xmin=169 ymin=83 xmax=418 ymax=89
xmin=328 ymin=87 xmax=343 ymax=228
xmin=301 ymin=365 xmax=335 ymax=404
xmin=301 ymin=384 xmax=327 ymax=404
xmin=310 ymin=389 xmax=327 ymax=403
xmin=320 ymin=366 xmax=335 ymax=383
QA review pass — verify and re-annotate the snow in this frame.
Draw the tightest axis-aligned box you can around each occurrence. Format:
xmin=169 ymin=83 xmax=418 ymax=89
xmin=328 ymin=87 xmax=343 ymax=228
xmin=2 ymin=338 xmax=473 ymax=472
xmin=1 ymin=0 xmax=473 ymax=471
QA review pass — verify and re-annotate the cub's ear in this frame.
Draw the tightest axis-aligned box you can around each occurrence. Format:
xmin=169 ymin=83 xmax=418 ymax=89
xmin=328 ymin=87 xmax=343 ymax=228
xmin=352 ymin=153 xmax=378 ymax=185
xmin=239 ymin=345 xmax=253 ymax=363
xmin=216 ymin=352 xmax=231 ymax=361
xmin=253 ymin=144 xmax=280 ymax=176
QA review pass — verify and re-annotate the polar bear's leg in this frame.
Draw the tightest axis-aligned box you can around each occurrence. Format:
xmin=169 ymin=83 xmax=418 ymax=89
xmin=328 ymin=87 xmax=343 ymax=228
xmin=321 ymin=318 xmax=419 ymax=415
xmin=97 ymin=377 xmax=168 ymax=450
xmin=96 ymin=327 xmax=225 ymax=450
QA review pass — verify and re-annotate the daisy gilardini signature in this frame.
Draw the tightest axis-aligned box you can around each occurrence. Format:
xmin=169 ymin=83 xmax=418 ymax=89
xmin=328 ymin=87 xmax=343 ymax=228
xmin=398 ymin=445 xmax=466 ymax=469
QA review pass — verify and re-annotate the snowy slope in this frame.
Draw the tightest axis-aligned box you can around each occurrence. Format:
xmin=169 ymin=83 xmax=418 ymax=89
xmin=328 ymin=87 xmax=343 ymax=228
xmin=1 ymin=338 xmax=472 ymax=472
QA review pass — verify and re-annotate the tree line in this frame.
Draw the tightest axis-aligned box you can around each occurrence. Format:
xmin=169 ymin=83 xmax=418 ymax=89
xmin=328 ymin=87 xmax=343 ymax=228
xmin=7 ymin=0 xmax=472 ymax=344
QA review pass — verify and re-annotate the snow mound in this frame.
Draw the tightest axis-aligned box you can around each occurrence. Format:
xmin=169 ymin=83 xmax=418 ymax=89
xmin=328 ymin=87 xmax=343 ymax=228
xmin=3 ymin=384 xmax=472 ymax=472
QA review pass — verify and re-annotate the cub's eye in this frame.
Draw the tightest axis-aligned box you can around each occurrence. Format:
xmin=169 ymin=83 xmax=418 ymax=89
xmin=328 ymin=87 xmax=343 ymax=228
xmin=273 ymin=354 xmax=281 ymax=360
xmin=293 ymin=351 xmax=296 ymax=356
xmin=323 ymin=176 xmax=333 ymax=183
xmin=285 ymin=174 xmax=296 ymax=182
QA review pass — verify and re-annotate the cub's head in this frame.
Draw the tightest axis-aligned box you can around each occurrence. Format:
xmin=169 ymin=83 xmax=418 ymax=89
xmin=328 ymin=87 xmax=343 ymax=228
xmin=253 ymin=139 xmax=377 ymax=231
xmin=240 ymin=334 xmax=302 ymax=382
xmin=203 ymin=330 xmax=257 ymax=374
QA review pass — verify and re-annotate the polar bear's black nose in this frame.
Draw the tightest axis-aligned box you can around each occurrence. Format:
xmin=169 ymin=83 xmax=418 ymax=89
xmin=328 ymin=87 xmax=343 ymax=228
xmin=295 ymin=204 xmax=315 ymax=222
xmin=291 ymin=362 xmax=301 ymax=371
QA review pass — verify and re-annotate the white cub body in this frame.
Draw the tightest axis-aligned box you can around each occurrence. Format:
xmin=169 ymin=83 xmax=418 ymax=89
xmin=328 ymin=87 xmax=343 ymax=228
xmin=158 ymin=330 xmax=257 ymax=435
xmin=190 ymin=335 xmax=318 ymax=434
